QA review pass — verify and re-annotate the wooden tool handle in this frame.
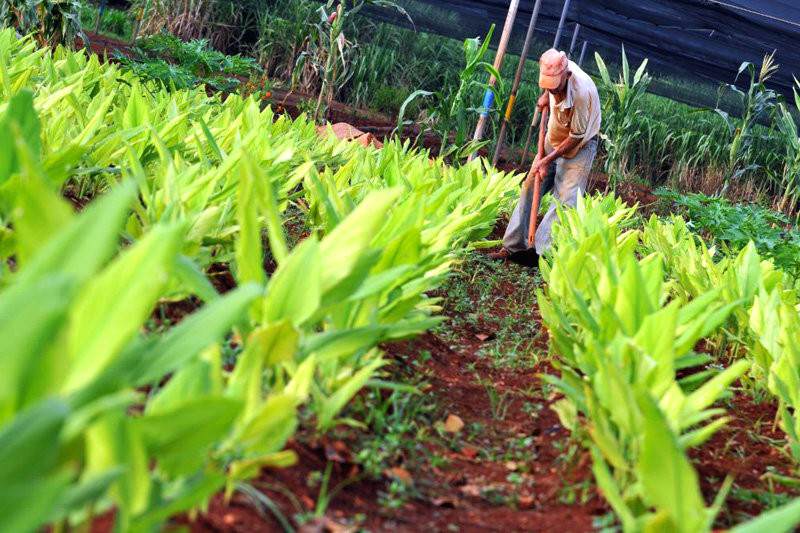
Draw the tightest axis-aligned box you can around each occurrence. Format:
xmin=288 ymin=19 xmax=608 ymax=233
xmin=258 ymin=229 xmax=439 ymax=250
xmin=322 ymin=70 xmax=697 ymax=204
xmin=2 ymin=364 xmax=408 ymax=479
xmin=527 ymin=105 xmax=549 ymax=247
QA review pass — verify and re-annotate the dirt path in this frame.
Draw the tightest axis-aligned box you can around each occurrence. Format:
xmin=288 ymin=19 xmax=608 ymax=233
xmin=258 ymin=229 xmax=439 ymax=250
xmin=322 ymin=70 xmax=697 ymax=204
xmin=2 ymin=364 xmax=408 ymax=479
xmin=179 ymin=252 xmax=606 ymax=533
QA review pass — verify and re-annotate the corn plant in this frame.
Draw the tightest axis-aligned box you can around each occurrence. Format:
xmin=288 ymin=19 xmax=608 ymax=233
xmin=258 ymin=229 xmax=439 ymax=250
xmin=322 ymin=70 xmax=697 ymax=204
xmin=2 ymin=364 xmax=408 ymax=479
xmin=773 ymin=81 xmax=800 ymax=216
xmin=396 ymin=25 xmax=503 ymax=160
xmin=714 ymin=52 xmax=779 ymax=194
xmin=594 ymin=46 xmax=651 ymax=187
xmin=0 ymin=0 xmax=84 ymax=47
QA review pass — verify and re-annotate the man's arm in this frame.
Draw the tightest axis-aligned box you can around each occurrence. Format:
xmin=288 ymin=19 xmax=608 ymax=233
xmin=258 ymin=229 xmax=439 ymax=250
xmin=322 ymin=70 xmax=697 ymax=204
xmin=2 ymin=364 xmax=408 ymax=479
xmin=533 ymin=136 xmax=580 ymax=178
xmin=540 ymin=136 xmax=580 ymax=166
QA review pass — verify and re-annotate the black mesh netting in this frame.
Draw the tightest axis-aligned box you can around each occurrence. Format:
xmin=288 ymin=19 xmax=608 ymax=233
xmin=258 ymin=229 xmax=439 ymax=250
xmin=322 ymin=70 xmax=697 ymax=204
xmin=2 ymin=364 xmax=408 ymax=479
xmin=364 ymin=0 xmax=800 ymax=102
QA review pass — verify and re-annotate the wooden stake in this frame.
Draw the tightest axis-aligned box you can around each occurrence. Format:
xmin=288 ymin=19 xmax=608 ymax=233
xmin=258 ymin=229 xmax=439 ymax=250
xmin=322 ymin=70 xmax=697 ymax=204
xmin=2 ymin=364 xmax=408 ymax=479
xmin=552 ymin=0 xmax=572 ymax=49
xmin=578 ymin=40 xmax=589 ymax=66
xmin=491 ymin=0 xmax=543 ymax=167
xmin=466 ymin=0 xmax=520 ymax=162
xmin=568 ymin=24 xmax=581 ymax=58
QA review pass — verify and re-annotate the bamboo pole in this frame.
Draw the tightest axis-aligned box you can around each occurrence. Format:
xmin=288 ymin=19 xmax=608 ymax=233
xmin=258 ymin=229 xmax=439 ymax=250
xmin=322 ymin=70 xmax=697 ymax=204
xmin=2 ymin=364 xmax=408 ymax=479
xmin=578 ymin=40 xmax=589 ymax=66
xmin=491 ymin=0 xmax=543 ymax=167
xmin=466 ymin=0 xmax=520 ymax=162
xmin=568 ymin=23 xmax=581 ymax=58
xmin=552 ymin=0 xmax=572 ymax=49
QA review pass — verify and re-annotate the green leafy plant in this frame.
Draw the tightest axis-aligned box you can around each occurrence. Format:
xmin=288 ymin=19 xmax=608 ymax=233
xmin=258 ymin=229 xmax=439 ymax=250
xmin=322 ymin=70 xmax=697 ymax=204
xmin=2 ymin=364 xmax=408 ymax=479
xmin=594 ymin=45 xmax=651 ymax=187
xmin=0 ymin=29 xmax=520 ymax=530
xmin=657 ymin=189 xmax=800 ymax=278
xmin=538 ymin=194 xmax=750 ymax=531
xmin=396 ymin=24 xmax=503 ymax=160
xmin=0 ymin=0 xmax=85 ymax=46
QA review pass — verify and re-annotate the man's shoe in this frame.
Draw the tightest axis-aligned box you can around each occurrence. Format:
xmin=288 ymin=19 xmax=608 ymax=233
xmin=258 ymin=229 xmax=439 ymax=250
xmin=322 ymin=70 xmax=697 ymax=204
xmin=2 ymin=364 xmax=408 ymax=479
xmin=509 ymin=248 xmax=539 ymax=268
xmin=488 ymin=248 xmax=511 ymax=260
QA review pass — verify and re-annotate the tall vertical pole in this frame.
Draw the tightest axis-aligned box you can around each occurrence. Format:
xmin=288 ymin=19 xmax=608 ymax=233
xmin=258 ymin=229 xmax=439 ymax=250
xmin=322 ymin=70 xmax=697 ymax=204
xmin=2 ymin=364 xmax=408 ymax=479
xmin=491 ymin=0 xmax=543 ymax=167
xmin=552 ymin=0 xmax=572 ymax=49
xmin=466 ymin=0 xmax=520 ymax=162
xmin=568 ymin=23 xmax=581 ymax=58
xmin=94 ymin=0 xmax=108 ymax=33
xmin=578 ymin=40 xmax=589 ymax=66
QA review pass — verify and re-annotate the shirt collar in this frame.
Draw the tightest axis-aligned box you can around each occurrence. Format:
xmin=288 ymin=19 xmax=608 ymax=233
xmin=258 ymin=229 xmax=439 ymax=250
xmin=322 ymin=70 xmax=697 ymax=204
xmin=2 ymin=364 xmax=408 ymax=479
xmin=549 ymin=75 xmax=574 ymax=110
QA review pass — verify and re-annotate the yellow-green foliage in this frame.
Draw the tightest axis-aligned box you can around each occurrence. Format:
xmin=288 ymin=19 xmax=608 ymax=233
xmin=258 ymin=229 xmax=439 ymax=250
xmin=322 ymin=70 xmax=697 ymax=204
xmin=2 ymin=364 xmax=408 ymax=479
xmin=0 ymin=30 xmax=519 ymax=531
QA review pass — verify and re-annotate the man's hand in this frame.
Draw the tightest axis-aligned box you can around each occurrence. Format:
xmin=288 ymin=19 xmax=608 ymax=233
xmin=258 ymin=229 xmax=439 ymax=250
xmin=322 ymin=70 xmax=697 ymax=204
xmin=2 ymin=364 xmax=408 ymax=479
xmin=531 ymin=154 xmax=551 ymax=180
xmin=537 ymin=91 xmax=549 ymax=112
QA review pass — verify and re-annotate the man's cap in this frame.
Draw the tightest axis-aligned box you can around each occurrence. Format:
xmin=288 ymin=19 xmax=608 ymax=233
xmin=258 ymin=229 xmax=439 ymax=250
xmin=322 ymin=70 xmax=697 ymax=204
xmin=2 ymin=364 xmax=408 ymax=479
xmin=539 ymin=49 xmax=568 ymax=90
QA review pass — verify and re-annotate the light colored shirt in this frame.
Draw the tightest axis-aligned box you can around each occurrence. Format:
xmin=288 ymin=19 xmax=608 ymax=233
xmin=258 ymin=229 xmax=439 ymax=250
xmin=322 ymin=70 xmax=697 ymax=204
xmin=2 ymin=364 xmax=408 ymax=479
xmin=547 ymin=60 xmax=601 ymax=158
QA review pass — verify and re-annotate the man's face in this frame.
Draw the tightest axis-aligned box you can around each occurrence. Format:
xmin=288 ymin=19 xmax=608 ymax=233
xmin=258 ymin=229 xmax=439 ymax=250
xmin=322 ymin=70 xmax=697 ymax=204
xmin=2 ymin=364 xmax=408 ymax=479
xmin=552 ymin=71 xmax=570 ymax=95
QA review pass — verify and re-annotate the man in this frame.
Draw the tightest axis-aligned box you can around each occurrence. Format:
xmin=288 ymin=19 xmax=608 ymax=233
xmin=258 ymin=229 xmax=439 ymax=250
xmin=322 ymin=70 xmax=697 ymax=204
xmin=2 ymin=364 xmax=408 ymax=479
xmin=491 ymin=48 xmax=601 ymax=264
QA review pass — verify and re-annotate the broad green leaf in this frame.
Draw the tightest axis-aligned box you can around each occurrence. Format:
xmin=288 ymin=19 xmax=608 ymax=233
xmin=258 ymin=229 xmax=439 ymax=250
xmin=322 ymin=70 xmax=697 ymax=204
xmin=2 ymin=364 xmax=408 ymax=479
xmin=64 ymin=223 xmax=186 ymax=392
xmin=318 ymin=188 xmax=402 ymax=292
xmin=227 ymin=321 xmax=299 ymax=419
xmin=135 ymin=396 xmax=241 ymax=477
xmin=0 ymin=90 xmax=41 ymax=185
xmin=130 ymin=283 xmax=261 ymax=385
xmin=10 ymin=170 xmax=73 ymax=265
xmin=317 ymin=356 xmax=384 ymax=430
xmin=16 ymin=181 xmax=136 ymax=286
xmin=263 ymin=236 xmax=321 ymax=326
xmin=129 ymin=471 xmax=226 ymax=533
xmin=235 ymin=157 xmax=266 ymax=287
xmin=0 ymin=276 xmax=72 ymax=421
xmin=231 ymin=393 xmax=298 ymax=456
xmin=731 ymin=496 xmax=800 ymax=533
xmin=84 ymin=413 xmax=150 ymax=518
xmin=637 ymin=392 xmax=707 ymax=533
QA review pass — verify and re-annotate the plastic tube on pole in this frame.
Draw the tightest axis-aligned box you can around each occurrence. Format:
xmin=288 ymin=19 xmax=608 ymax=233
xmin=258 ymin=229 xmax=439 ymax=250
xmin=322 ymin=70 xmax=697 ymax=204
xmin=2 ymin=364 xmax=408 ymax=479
xmin=466 ymin=0 xmax=520 ymax=163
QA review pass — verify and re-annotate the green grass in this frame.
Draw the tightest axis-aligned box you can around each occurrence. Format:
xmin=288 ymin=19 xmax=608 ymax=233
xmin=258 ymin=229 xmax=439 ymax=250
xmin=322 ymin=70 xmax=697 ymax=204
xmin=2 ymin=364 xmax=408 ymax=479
xmin=435 ymin=252 xmax=542 ymax=369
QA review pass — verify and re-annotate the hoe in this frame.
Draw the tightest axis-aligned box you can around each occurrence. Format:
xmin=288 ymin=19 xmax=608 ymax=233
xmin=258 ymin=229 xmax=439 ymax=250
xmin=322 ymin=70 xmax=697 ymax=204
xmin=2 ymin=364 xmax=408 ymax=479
xmin=526 ymin=103 xmax=549 ymax=248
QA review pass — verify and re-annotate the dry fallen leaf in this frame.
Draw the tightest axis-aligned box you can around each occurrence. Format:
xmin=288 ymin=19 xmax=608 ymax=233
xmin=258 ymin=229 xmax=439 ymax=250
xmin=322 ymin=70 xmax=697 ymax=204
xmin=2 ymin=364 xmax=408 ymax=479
xmin=460 ymin=484 xmax=481 ymax=497
xmin=431 ymin=496 xmax=458 ymax=508
xmin=444 ymin=414 xmax=465 ymax=433
xmin=518 ymin=495 xmax=536 ymax=509
xmin=384 ymin=466 xmax=414 ymax=485
xmin=461 ymin=446 xmax=479 ymax=459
